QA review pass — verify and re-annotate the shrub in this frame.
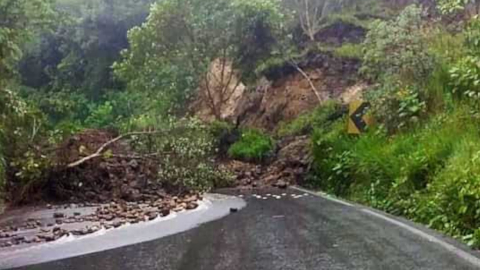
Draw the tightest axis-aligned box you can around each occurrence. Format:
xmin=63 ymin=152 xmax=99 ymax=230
xmin=134 ymin=118 xmax=233 ymax=192
xmin=449 ymin=56 xmax=480 ymax=102
xmin=85 ymin=101 xmax=116 ymax=129
xmin=448 ymin=17 xmax=480 ymax=104
xmin=366 ymin=82 xmax=427 ymax=133
xmin=208 ymin=120 xmax=239 ymax=157
xmin=361 ymin=5 xmax=434 ymax=83
xmin=228 ymin=129 xmax=274 ymax=162
xmin=310 ymin=119 xmax=354 ymax=194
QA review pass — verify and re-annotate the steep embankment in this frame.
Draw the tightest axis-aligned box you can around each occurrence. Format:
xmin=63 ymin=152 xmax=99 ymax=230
xmin=192 ymin=18 xmax=369 ymax=189
xmin=192 ymin=20 xmax=366 ymax=132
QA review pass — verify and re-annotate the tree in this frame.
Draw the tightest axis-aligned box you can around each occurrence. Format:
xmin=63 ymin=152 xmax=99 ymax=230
xmin=0 ymin=0 xmax=56 ymax=85
xmin=0 ymin=0 xmax=57 ymax=195
xmin=294 ymin=0 xmax=326 ymax=41
xmin=361 ymin=5 xmax=433 ymax=83
xmin=288 ymin=0 xmax=351 ymax=41
xmin=19 ymin=0 xmax=156 ymax=101
xmin=115 ymin=0 xmax=286 ymax=120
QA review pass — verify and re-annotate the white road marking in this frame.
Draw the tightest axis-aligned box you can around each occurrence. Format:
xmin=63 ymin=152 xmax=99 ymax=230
xmin=292 ymin=187 xmax=354 ymax=207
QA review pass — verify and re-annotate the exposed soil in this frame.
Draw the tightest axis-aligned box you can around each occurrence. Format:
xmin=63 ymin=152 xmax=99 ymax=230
xmin=237 ymin=53 xmax=360 ymax=131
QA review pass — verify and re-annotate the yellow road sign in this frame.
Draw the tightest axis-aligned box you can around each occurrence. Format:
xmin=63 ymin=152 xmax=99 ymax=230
xmin=348 ymin=100 xmax=373 ymax=134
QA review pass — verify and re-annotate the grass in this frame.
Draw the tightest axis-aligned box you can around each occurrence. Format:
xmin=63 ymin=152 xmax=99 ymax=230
xmin=308 ymin=106 xmax=480 ymax=246
xmin=228 ymin=129 xmax=274 ymax=162
xmin=333 ymin=43 xmax=364 ymax=59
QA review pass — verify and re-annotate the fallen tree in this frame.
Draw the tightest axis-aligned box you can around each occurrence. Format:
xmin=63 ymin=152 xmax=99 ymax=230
xmin=66 ymin=131 xmax=164 ymax=168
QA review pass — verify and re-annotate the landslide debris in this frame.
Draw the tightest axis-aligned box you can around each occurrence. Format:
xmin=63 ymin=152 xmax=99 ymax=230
xmin=225 ymin=136 xmax=311 ymax=189
xmin=0 ymin=194 xmax=201 ymax=248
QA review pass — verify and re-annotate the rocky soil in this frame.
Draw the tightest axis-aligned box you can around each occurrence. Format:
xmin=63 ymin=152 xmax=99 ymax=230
xmin=0 ymin=194 xmax=201 ymax=249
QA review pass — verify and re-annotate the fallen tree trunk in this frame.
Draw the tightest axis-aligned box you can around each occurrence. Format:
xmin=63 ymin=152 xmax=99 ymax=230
xmin=66 ymin=131 xmax=163 ymax=168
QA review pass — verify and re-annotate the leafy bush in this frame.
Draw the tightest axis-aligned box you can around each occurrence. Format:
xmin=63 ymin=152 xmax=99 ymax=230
xmin=437 ymin=0 xmax=471 ymax=14
xmin=85 ymin=101 xmax=116 ymax=129
xmin=134 ymin=118 xmax=233 ymax=192
xmin=0 ymin=88 xmax=57 ymax=203
xmin=310 ymin=119 xmax=354 ymax=195
xmin=367 ymin=83 xmax=427 ymax=132
xmin=448 ymin=18 xmax=480 ymax=103
xmin=276 ymin=101 xmax=343 ymax=137
xmin=361 ymin=5 xmax=434 ymax=83
xmin=208 ymin=120 xmax=240 ymax=157
xmin=228 ymin=129 xmax=274 ymax=162
xmin=450 ymin=55 xmax=480 ymax=101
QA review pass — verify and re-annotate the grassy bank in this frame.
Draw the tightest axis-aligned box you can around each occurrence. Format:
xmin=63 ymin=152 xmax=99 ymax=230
xmin=301 ymin=106 xmax=480 ymax=247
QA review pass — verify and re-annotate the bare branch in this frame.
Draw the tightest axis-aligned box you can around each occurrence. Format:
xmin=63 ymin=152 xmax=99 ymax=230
xmin=290 ymin=61 xmax=323 ymax=104
xmin=66 ymin=131 xmax=165 ymax=168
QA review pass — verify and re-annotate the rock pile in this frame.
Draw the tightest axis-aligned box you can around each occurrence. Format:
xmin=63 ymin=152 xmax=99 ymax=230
xmin=0 ymin=194 xmax=201 ymax=248
xmin=228 ymin=136 xmax=311 ymax=189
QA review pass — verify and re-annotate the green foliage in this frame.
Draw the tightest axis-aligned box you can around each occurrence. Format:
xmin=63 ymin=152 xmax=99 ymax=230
xmin=361 ymin=5 xmax=434 ymax=83
xmin=276 ymin=101 xmax=342 ymax=137
xmin=228 ymin=129 xmax=274 ymax=162
xmin=20 ymin=0 xmax=155 ymax=100
xmin=449 ymin=55 xmax=480 ymax=100
xmin=85 ymin=102 xmax=115 ymax=129
xmin=0 ymin=87 xmax=53 ymax=202
xmin=309 ymin=120 xmax=353 ymax=194
xmin=333 ymin=43 xmax=363 ymax=59
xmin=114 ymin=0 xmax=287 ymax=116
xmin=448 ymin=18 xmax=480 ymax=103
xmin=411 ymin=136 xmax=480 ymax=246
xmin=134 ymin=118 xmax=233 ymax=192
xmin=0 ymin=0 xmax=57 ymax=81
xmin=436 ymin=0 xmax=472 ymax=14
xmin=320 ymin=13 xmax=371 ymax=29
xmin=309 ymin=107 xmax=480 ymax=245
xmin=367 ymin=83 xmax=426 ymax=132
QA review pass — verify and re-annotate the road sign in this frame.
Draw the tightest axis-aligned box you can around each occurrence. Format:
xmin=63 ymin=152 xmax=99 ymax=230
xmin=348 ymin=100 xmax=372 ymax=134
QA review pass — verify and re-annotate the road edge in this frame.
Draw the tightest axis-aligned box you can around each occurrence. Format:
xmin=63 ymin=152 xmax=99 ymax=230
xmin=291 ymin=186 xmax=480 ymax=268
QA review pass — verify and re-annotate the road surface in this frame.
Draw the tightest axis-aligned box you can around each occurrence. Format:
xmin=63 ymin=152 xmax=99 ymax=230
xmin=8 ymin=188 xmax=480 ymax=270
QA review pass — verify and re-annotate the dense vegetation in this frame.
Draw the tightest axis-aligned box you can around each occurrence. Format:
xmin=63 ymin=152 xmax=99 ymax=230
xmin=4 ymin=0 xmax=480 ymax=248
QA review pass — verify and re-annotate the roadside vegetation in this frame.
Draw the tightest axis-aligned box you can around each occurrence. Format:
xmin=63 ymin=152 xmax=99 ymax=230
xmin=228 ymin=129 xmax=274 ymax=162
xmin=293 ymin=0 xmax=480 ymax=247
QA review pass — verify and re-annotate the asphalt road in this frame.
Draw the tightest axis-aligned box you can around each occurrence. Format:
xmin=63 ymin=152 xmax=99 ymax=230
xmin=10 ymin=188 xmax=480 ymax=270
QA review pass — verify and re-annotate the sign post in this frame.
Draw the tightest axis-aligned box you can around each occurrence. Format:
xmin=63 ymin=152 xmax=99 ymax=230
xmin=348 ymin=100 xmax=373 ymax=134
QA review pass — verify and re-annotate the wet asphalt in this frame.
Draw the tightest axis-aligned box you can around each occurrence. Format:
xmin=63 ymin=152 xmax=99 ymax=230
xmin=10 ymin=188 xmax=480 ymax=270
